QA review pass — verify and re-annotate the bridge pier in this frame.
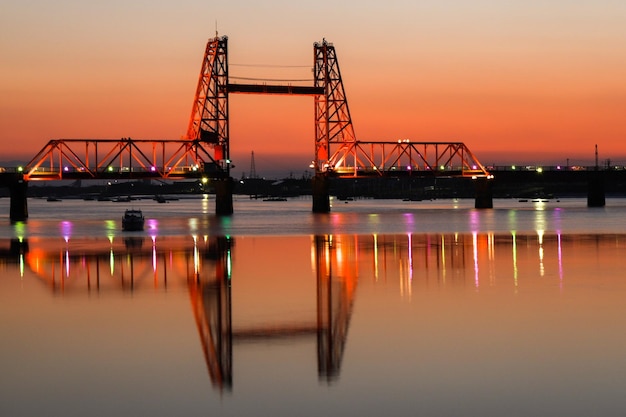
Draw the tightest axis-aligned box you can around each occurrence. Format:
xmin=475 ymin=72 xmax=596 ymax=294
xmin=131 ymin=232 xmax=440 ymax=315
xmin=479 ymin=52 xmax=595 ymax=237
xmin=474 ymin=177 xmax=493 ymax=209
xmin=214 ymin=177 xmax=234 ymax=216
xmin=9 ymin=178 xmax=28 ymax=222
xmin=587 ymin=171 xmax=605 ymax=207
xmin=312 ymin=175 xmax=330 ymax=213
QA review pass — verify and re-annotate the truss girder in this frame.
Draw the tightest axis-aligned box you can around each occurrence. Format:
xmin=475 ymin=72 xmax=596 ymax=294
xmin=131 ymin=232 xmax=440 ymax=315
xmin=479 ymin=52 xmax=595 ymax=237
xmin=23 ymin=139 xmax=222 ymax=181
xmin=328 ymin=141 xmax=490 ymax=178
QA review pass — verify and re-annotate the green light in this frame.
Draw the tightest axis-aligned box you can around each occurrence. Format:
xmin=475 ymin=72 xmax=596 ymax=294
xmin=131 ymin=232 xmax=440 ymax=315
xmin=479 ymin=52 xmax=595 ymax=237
xmin=511 ymin=165 xmax=516 ymax=170
xmin=17 ymin=166 xmax=23 ymax=172
xmin=108 ymin=166 xmax=114 ymax=172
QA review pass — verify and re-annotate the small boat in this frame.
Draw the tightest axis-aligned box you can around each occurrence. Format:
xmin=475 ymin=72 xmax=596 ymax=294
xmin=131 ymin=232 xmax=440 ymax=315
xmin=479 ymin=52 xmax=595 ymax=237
xmin=46 ymin=196 xmax=62 ymax=202
xmin=262 ymin=197 xmax=287 ymax=202
xmin=122 ymin=209 xmax=145 ymax=231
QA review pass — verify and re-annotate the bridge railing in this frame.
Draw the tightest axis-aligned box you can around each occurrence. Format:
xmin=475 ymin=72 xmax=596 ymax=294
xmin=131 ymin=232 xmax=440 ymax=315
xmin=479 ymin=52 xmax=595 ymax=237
xmin=487 ymin=165 xmax=626 ymax=172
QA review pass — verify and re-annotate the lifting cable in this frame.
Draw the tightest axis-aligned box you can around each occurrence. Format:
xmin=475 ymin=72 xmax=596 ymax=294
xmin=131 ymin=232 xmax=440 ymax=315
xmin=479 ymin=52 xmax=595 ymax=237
xmin=229 ymin=76 xmax=314 ymax=82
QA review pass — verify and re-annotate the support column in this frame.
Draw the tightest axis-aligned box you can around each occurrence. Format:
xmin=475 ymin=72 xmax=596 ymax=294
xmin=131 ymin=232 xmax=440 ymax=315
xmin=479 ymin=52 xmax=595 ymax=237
xmin=474 ymin=177 xmax=493 ymax=209
xmin=214 ymin=178 xmax=234 ymax=216
xmin=312 ymin=175 xmax=330 ymax=213
xmin=587 ymin=171 xmax=605 ymax=207
xmin=9 ymin=177 xmax=28 ymax=221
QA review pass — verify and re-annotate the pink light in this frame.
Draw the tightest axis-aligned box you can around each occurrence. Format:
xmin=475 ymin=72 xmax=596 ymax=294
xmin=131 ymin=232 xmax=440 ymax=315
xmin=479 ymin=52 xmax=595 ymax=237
xmin=151 ymin=166 xmax=156 ymax=172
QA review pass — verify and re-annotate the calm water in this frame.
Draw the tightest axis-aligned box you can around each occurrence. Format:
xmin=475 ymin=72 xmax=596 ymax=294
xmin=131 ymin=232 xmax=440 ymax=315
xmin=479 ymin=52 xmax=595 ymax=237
xmin=2 ymin=196 xmax=626 ymax=416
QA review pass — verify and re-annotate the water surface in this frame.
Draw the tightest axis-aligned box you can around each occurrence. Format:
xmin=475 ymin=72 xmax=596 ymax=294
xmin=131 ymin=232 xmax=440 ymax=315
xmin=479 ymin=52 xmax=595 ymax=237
xmin=1 ymin=197 xmax=626 ymax=416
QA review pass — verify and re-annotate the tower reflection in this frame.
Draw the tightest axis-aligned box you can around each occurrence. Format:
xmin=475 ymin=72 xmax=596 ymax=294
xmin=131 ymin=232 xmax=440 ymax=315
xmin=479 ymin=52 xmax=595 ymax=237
xmin=6 ymin=234 xmax=357 ymax=391
xmin=315 ymin=235 xmax=357 ymax=381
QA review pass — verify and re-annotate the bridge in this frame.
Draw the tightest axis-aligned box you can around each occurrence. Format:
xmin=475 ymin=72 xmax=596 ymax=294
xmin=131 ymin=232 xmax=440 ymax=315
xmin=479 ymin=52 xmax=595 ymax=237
xmin=2 ymin=36 xmax=613 ymax=221
xmin=1 ymin=35 xmax=501 ymax=221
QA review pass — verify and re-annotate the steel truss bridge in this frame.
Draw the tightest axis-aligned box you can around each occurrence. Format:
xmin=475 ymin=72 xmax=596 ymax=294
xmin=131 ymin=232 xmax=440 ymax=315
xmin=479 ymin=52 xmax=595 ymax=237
xmin=21 ymin=36 xmax=489 ymax=182
xmin=2 ymin=35 xmax=492 ymax=219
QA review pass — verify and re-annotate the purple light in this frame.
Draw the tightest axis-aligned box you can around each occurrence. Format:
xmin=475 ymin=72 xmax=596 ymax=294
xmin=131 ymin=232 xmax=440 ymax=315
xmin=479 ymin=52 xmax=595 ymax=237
xmin=63 ymin=166 xmax=69 ymax=172
xmin=406 ymin=165 xmax=412 ymax=171
xmin=150 ymin=166 xmax=156 ymax=172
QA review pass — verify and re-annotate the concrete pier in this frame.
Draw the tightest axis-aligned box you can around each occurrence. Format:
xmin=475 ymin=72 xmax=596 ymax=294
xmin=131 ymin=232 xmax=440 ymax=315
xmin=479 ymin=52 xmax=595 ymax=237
xmin=474 ymin=177 xmax=493 ymax=209
xmin=9 ymin=178 xmax=28 ymax=222
xmin=312 ymin=175 xmax=330 ymax=213
xmin=214 ymin=178 xmax=234 ymax=215
xmin=587 ymin=171 xmax=606 ymax=207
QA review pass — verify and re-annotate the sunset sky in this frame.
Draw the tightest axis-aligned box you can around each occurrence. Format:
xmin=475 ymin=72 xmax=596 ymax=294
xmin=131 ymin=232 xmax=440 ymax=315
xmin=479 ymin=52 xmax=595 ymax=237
xmin=2 ymin=0 xmax=625 ymax=177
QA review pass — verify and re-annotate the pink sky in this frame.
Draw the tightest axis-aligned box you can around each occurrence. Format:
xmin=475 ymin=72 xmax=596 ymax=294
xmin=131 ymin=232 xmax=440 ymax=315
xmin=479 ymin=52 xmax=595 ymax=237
xmin=2 ymin=0 xmax=625 ymax=177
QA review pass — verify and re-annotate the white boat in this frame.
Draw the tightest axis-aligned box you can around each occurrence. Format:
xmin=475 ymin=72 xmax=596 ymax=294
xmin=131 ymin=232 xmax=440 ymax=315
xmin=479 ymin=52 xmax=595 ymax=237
xmin=122 ymin=209 xmax=145 ymax=231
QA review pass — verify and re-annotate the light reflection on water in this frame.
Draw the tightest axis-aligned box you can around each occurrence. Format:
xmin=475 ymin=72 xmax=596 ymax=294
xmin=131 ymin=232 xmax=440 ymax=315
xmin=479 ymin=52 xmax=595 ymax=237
xmin=1 ymin=197 xmax=626 ymax=238
xmin=2 ymin=199 xmax=626 ymax=415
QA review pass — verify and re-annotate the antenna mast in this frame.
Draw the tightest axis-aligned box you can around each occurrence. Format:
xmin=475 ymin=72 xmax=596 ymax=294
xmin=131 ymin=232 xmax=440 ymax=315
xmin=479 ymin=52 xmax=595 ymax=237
xmin=249 ymin=151 xmax=257 ymax=179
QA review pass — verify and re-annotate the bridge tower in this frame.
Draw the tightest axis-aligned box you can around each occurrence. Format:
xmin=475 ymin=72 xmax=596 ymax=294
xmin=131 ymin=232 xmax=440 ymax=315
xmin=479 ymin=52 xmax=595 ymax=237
xmin=186 ymin=36 xmax=233 ymax=215
xmin=312 ymin=40 xmax=356 ymax=213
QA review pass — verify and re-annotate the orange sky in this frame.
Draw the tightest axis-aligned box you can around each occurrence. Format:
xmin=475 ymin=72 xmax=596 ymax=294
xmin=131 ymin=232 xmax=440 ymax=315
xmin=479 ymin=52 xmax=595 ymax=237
xmin=2 ymin=1 xmax=626 ymax=177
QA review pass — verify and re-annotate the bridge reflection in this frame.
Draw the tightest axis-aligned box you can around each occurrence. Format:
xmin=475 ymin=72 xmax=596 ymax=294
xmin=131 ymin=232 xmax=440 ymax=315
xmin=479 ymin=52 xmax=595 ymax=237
xmin=1 ymin=231 xmax=621 ymax=391
xmin=0 ymin=234 xmax=358 ymax=391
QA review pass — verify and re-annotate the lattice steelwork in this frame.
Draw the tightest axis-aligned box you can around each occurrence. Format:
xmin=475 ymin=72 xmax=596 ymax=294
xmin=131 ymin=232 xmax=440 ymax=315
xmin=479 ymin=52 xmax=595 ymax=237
xmin=23 ymin=138 xmax=214 ymax=180
xmin=314 ymin=40 xmax=357 ymax=174
xmin=331 ymin=141 xmax=491 ymax=178
xmin=185 ymin=35 xmax=230 ymax=175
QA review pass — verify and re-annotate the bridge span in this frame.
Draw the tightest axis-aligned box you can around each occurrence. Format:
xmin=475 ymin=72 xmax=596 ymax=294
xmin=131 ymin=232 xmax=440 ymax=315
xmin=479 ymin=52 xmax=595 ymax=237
xmin=0 ymin=35 xmax=607 ymax=220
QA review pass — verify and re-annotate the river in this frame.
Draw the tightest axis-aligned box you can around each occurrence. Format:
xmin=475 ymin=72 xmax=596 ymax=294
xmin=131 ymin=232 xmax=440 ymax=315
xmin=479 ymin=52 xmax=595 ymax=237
xmin=1 ymin=196 xmax=626 ymax=416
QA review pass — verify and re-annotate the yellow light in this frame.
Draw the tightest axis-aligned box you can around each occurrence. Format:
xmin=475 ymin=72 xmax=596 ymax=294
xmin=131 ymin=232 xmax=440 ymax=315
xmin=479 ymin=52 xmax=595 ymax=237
xmin=536 ymin=167 xmax=543 ymax=173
